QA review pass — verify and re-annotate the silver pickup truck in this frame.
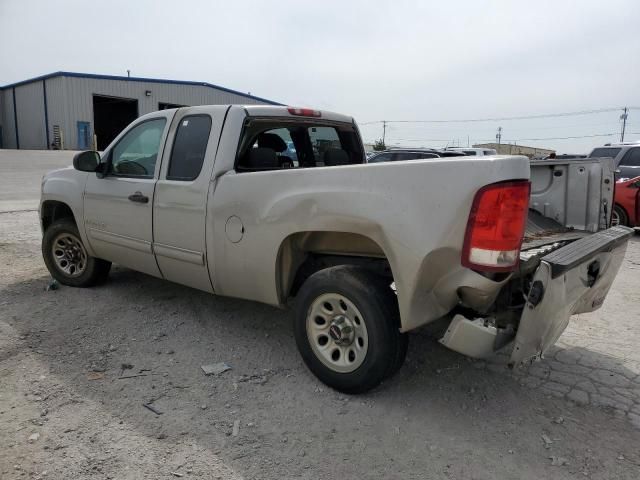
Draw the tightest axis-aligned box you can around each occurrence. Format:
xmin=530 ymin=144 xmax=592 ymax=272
xmin=39 ymin=105 xmax=634 ymax=393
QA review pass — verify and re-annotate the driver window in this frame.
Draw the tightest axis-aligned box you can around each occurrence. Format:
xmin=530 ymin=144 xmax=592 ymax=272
xmin=110 ymin=118 xmax=167 ymax=177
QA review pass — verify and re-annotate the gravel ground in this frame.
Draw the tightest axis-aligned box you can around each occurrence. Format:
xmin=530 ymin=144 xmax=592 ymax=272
xmin=1 ymin=210 xmax=640 ymax=479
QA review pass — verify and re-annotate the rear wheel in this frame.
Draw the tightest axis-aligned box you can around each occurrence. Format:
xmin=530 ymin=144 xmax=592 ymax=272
xmin=294 ymin=265 xmax=407 ymax=393
xmin=42 ymin=219 xmax=111 ymax=287
xmin=612 ymin=204 xmax=629 ymax=227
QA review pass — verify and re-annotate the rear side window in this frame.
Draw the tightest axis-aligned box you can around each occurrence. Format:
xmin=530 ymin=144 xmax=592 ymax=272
xmin=236 ymin=121 xmax=363 ymax=171
xmin=167 ymin=115 xmax=212 ymax=181
xmin=589 ymin=147 xmax=621 ymax=159
xmin=620 ymin=148 xmax=640 ymax=167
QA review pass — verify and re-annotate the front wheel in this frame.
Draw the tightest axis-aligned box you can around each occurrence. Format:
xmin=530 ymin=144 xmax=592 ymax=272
xmin=294 ymin=265 xmax=407 ymax=394
xmin=42 ymin=219 xmax=111 ymax=287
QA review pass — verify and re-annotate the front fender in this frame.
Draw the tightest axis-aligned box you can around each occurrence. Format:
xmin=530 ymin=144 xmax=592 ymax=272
xmin=40 ymin=168 xmax=93 ymax=256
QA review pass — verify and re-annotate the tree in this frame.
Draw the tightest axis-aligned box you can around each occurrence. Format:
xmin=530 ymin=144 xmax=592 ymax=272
xmin=373 ymin=139 xmax=386 ymax=151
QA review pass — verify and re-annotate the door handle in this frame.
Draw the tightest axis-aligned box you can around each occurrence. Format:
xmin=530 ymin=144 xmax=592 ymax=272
xmin=128 ymin=191 xmax=149 ymax=204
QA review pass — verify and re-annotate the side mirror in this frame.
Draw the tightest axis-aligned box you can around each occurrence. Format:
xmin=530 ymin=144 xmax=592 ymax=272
xmin=73 ymin=151 xmax=101 ymax=173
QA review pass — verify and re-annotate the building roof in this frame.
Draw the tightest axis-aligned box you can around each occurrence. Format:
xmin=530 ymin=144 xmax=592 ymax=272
xmin=0 ymin=71 xmax=282 ymax=105
xmin=473 ymin=142 xmax=554 ymax=153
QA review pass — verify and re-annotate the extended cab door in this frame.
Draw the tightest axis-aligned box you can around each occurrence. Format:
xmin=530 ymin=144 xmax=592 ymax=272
xmin=83 ymin=112 xmax=172 ymax=277
xmin=152 ymin=106 xmax=228 ymax=292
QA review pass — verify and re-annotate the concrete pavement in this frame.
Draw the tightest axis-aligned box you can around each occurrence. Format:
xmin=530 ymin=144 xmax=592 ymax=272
xmin=0 ymin=150 xmax=76 ymax=212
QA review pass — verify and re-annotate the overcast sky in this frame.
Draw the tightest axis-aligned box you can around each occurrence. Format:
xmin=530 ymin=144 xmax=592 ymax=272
xmin=1 ymin=0 xmax=639 ymax=152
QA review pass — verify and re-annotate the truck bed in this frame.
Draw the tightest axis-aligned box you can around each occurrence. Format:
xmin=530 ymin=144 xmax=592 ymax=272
xmin=522 ymin=210 xmax=589 ymax=250
xmin=520 ymin=157 xmax=616 ymax=263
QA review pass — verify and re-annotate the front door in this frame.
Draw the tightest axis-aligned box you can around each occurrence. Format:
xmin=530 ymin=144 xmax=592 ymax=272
xmin=83 ymin=114 xmax=172 ymax=277
xmin=77 ymin=121 xmax=91 ymax=150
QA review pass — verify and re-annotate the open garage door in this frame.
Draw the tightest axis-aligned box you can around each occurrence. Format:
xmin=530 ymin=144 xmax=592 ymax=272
xmin=93 ymin=95 xmax=138 ymax=150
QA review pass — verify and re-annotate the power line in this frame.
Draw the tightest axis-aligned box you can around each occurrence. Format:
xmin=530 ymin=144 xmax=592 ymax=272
xmin=359 ymin=107 xmax=637 ymax=125
xmin=381 ymin=138 xmax=457 ymax=142
xmin=376 ymin=132 xmax=620 ymax=145
xmin=497 ymin=133 xmax=616 ymax=142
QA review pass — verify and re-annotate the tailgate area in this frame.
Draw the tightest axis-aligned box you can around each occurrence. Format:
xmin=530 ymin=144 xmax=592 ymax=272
xmin=540 ymin=226 xmax=634 ymax=278
xmin=510 ymin=225 xmax=634 ymax=365
xmin=520 ymin=210 xmax=590 ymax=266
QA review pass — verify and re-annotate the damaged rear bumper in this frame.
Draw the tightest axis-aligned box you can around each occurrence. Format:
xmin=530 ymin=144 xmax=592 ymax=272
xmin=510 ymin=225 xmax=633 ymax=365
xmin=440 ymin=226 xmax=634 ymax=362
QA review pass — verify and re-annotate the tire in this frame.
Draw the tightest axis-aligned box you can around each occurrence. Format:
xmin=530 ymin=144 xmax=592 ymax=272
xmin=294 ymin=265 xmax=408 ymax=394
xmin=612 ymin=204 xmax=629 ymax=227
xmin=42 ymin=219 xmax=111 ymax=287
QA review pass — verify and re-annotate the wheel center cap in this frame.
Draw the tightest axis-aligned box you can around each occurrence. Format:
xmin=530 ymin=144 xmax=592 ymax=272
xmin=328 ymin=316 xmax=354 ymax=346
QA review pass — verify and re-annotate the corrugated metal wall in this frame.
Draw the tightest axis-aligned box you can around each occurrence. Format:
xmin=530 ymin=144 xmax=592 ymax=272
xmin=60 ymin=76 xmax=266 ymax=149
xmin=1 ymin=74 xmax=272 ymax=150
xmin=44 ymin=77 xmax=68 ymax=149
xmin=14 ymin=81 xmax=47 ymax=149
xmin=0 ymin=91 xmax=5 ymax=148
xmin=1 ymin=90 xmax=17 ymax=149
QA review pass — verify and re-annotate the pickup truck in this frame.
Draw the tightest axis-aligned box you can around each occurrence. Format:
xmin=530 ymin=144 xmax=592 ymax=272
xmin=39 ymin=105 xmax=634 ymax=393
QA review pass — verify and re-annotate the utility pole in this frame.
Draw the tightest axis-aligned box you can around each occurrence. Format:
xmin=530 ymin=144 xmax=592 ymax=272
xmin=620 ymin=107 xmax=628 ymax=142
xmin=382 ymin=121 xmax=387 ymax=145
xmin=496 ymin=126 xmax=502 ymax=146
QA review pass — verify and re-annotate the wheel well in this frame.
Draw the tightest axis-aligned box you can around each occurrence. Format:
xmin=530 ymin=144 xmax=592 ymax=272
xmin=613 ymin=203 xmax=629 ymax=225
xmin=276 ymin=231 xmax=393 ymax=301
xmin=41 ymin=201 xmax=75 ymax=231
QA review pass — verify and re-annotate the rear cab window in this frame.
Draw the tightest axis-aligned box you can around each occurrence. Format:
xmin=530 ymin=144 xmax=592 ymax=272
xmin=236 ymin=118 xmax=364 ymax=171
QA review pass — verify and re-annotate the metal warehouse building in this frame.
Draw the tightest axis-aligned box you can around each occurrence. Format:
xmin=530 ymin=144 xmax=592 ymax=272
xmin=0 ymin=71 xmax=279 ymax=151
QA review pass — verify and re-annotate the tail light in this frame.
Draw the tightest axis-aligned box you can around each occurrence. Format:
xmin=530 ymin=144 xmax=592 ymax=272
xmin=462 ymin=180 xmax=530 ymax=272
xmin=287 ymin=107 xmax=321 ymax=117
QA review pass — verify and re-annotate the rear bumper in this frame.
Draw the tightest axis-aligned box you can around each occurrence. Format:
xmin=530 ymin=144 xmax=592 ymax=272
xmin=439 ymin=226 xmax=634 ymax=361
xmin=509 ymin=225 xmax=634 ymax=365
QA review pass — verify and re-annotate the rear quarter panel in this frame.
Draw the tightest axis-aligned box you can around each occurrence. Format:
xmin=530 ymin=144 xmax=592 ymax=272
xmin=208 ymin=155 xmax=530 ymax=331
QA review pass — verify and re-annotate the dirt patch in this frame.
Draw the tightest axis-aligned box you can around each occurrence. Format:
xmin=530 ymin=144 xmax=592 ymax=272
xmin=1 ymin=211 xmax=640 ymax=479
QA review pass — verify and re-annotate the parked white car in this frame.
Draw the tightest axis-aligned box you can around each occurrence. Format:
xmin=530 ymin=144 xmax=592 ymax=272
xmin=445 ymin=147 xmax=498 ymax=156
xmin=39 ymin=105 xmax=633 ymax=393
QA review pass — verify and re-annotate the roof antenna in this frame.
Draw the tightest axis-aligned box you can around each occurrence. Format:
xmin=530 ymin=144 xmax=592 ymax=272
xmin=127 ymin=70 xmax=130 ymax=78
